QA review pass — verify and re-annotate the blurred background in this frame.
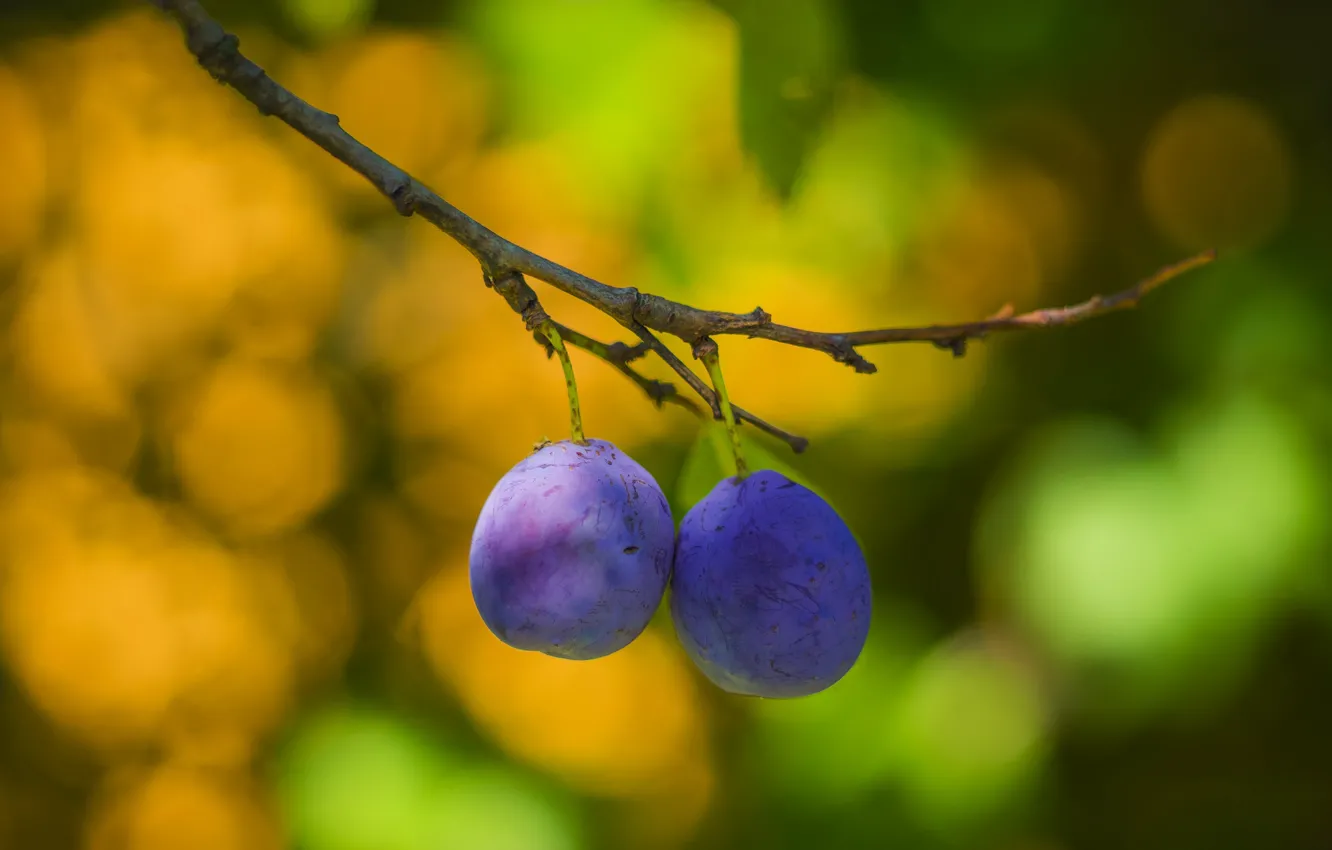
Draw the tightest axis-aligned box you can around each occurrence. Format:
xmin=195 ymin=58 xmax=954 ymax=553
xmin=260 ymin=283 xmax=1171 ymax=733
xmin=0 ymin=0 xmax=1329 ymax=847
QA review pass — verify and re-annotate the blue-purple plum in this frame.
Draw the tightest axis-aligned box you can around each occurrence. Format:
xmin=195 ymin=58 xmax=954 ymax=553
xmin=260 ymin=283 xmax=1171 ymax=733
xmin=469 ymin=438 xmax=675 ymax=660
xmin=670 ymin=470 xmax=872 ymax=697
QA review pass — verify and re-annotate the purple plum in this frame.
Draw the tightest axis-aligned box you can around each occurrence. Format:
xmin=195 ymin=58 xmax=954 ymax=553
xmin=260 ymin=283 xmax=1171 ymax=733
xmin=469 ymin=438 xmax=675 ymax=660
xmin=670 ymin=470 xmax=872 ymax=697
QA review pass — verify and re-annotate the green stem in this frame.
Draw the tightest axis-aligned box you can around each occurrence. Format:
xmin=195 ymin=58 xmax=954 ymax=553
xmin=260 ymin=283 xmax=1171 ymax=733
xmin=701 ymin=346 xmax=748 ymax=479
xmin=539 ymin=320 xmax=586 ymax=444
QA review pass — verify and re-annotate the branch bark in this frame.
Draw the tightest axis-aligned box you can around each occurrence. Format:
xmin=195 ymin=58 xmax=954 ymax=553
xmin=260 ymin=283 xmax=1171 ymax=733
xmin=146 ymin=0 xmax=1216 ymax=453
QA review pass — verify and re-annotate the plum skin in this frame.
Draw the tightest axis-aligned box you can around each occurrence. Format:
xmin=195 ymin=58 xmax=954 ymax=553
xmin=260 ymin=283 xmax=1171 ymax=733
xmin=670 ymin=470 xmax=872 ymax=697
xmin=469 ymin=438 xmax=675 ymax=660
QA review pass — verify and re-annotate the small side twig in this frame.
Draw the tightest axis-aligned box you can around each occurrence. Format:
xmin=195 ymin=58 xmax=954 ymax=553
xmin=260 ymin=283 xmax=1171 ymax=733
xmin=630 ymin=324 xmax=810 ymax=453
xmin=533 ymin=322 xmax=703 ymax=417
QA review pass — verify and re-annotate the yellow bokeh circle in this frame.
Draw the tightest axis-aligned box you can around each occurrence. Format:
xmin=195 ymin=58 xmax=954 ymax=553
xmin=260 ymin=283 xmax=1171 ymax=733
xmin=915 ymin=160 xmax=1082 ymax=311
xmin=30 ymin=11 xmax=348 ymax=379
xmin=0 ymin=63 xmax=46 ymax=260
xmin=10 ymin=246 xmax=131 ymax=421
xmin=0 ymin=469 xmax=297 ymax=754
xmin=1141 ymin=94 xmax=1292 ymax=251
xmin=418 ymin=565 xmax=713 ymax=807
xmin=283 ymin=30 xmax=490 ymax=200
xmin=85 ymin=764 xmax=282 ymax=850
xmin=74 ymin=133 xmax=344 ymax=379
xmin=237 ymin=531 xmax=359 ymax=684
xmin=170 ymin=361 xmax=346 ymax=538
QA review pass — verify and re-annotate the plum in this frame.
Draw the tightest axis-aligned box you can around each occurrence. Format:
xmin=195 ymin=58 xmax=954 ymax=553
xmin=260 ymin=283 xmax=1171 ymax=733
xmin=670 ymin=469 xmax=872 ymax=697
xmin=469 ymin=438 xmax=675 ymax=660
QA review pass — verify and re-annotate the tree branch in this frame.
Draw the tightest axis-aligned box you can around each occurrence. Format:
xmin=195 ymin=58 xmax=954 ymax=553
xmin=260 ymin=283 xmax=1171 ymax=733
xmin=146 ymin=0 xmax=1215 ymax=454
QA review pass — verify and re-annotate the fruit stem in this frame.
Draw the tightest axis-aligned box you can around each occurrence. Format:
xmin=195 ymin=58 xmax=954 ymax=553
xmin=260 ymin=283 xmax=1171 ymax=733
xmin=701 ymin=344 xmax=748 ymax=479
xmin=539 ymin=320 xmax=587 ymax=444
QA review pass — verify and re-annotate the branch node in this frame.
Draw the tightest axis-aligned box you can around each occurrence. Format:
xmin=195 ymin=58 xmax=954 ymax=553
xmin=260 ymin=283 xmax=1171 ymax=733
xmin=643 ymin=380 xmax=673 ymax=407
xmin=521 ymin=303 xmax=550 ymax=332
xmin=194 ymin=30 xmax=239 ymax=78
xmin=832 ymin=339 xmax=877 ymax=373
xmin=691 ymin=337 xmax=719 ymax=360
xmin=604 ymin=341 xmax=648 ymax=364
xmin=629 ymin=290 xmax=644 ymax=313
xmin=933 ymin=337 xmax=968 ymax=358
xmin=389 ymin=182 xmax=417 ymax=216
xmin=486 ymin=268 xmax=546 ymax=329
xmin=723 ymin=306 xmax=772 ymax=335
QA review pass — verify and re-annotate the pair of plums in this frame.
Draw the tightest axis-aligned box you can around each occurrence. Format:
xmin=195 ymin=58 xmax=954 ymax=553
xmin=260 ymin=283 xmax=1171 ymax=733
xmin=468 ymin=438 xmax=872 ymax=698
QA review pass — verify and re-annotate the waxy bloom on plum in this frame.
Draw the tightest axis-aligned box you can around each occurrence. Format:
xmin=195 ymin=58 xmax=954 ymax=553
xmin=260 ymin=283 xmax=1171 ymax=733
xmin=469 ymin=439 xmax=675 ymax=660
xmin=670 ymin=470 xmax=872 ymax=698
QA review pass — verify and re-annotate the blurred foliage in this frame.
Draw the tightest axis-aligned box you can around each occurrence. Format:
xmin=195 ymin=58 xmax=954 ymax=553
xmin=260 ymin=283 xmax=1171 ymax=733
xmin=0 ymin=0 xmax=1330 ymax=849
